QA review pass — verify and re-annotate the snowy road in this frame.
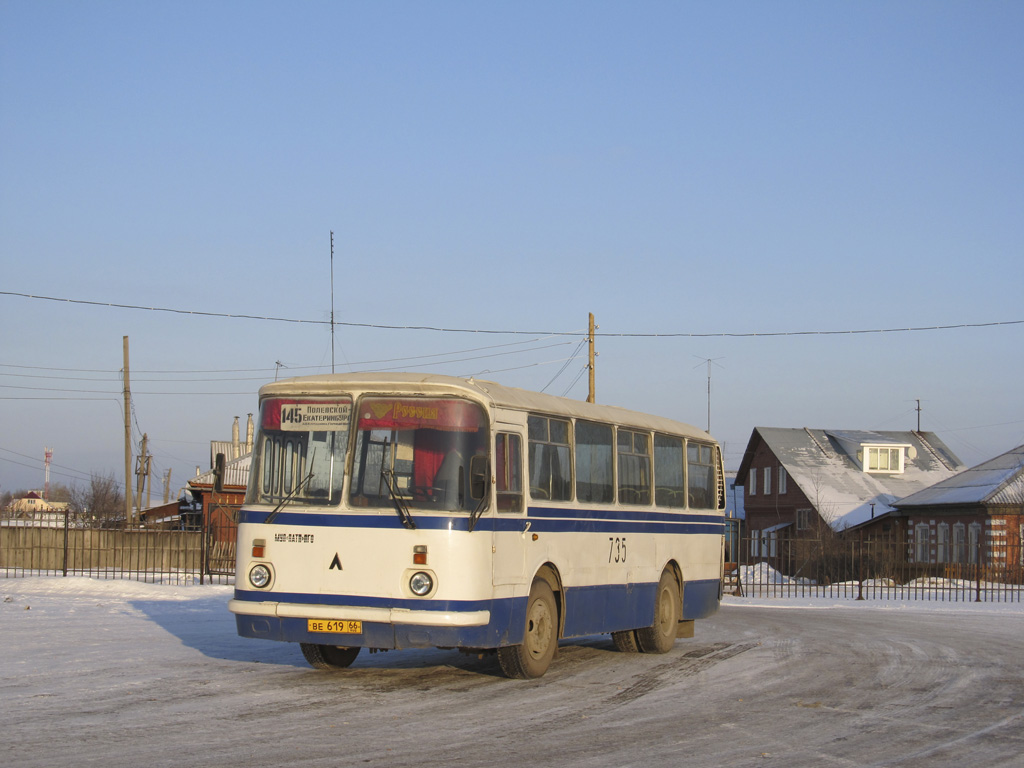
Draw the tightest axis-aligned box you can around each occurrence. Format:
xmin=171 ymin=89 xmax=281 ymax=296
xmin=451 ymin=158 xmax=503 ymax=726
xmin=3 ymin=578 xmax=1022 ymax=768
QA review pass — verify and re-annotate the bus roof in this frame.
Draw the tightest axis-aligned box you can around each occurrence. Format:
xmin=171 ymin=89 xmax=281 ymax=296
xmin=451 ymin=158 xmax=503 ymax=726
xmin=258 ymin=372 xmax=714 ymax=442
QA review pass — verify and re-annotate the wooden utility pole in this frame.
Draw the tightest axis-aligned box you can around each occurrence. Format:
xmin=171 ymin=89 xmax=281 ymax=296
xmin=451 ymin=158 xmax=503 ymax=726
xmin=123 ymin=336 xmax=134 ymax=524
xmin=587 ymin=312 xmax=596 ymax=404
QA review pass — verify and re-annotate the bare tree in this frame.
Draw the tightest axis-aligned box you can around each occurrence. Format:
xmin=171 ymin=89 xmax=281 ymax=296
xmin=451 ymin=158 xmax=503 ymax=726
xmin=70 ymin=473 xmax=125 ymax=528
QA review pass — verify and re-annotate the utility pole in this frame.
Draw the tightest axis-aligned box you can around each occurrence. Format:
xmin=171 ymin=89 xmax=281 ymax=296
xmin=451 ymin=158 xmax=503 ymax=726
xmin=135 ymin=433 xmax=151 ymax=517
xmin=163 ymin=468 xmax=173 ymax=504
xmin=916 ymin=399 xmax=922 ymax=432
xmin=330 ymin=230 xmax=336 ymax=374
xmin=587 ymin=312 xmax=596 ymax=404
xmin=123 ymin=336 xmax=133 ymax=524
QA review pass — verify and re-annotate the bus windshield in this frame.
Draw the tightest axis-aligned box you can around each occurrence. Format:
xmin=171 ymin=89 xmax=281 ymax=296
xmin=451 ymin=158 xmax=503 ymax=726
xmin=349 ymin=397 xmax=488 ymax=512
xmin=246 ymin=398 xmax=351 ymax=507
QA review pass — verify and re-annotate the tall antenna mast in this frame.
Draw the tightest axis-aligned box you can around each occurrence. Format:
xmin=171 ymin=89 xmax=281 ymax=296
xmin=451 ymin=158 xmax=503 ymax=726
xmin=44 ymin=447 xmax=52 ymax=500
xmin=330 ymin=231 xmax=336 ymax=374
xmin=693 ymin=357 xmax=724 ymax=433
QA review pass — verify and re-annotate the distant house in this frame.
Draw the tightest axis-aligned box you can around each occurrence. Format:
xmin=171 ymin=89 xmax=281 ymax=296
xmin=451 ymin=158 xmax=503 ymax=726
xmin=187 ymin=452 xmax=250 ymax=544
xmin=887 ymin=444 xmax=1024 ymax=569
xmin=735 ymin=428 xmax=964 ymax=559
xmin=8 ymin=491 xmax=70 ymax=524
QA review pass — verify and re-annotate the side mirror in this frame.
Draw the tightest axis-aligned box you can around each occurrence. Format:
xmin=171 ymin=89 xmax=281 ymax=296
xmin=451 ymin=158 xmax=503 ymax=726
xmin=469 ymin=455 xmax=489 ymax=500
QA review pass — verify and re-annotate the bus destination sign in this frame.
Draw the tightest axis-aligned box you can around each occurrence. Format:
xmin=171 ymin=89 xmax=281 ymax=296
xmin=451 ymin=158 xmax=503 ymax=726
xmin=279 ymin=402 xmax=352 ymax=430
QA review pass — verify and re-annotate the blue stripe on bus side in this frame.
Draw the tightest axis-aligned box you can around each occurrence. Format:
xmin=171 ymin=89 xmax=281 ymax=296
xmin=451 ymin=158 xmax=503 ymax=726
xmin=237 ymin=506 xmax=725 ymax=535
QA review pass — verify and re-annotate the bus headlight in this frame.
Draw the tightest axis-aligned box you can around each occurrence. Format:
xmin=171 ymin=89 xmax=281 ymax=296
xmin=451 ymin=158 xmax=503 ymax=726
xmin=249 ymin=564 xmax=272 ymax=589
xmin=409 ymin=571 xmax=434 ymax=596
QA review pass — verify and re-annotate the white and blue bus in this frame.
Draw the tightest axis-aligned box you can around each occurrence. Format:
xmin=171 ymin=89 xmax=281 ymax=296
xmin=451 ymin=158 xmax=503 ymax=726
xmin=229 ymin=373 xmax=726 ymax=678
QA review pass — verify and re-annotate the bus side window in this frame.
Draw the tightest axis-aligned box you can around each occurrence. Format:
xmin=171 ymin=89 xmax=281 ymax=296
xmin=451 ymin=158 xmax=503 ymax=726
xmin=687 ymin=442 xmax=715 ymax=509
xmin=527 ymin=415 xmax=572 ymax=501
xmin=654 ymin=434 xmax=686 ymax=508
xmin=496 ymin=432 xmax=523 ymax=513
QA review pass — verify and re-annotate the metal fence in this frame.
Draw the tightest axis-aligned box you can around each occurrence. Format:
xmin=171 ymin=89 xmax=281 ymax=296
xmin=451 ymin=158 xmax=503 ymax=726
xmin=0 ymin=507 xmax=239 ymax=585
xmin=726 ymin=533 xmax=1024 ymax=602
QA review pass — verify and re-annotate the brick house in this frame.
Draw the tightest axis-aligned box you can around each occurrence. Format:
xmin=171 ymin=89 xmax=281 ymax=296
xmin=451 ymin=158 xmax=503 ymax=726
xmin=885 ymin=444 xmax=1024 ymax=570
xmin=735 ymin=428 xmax=964 ymax=560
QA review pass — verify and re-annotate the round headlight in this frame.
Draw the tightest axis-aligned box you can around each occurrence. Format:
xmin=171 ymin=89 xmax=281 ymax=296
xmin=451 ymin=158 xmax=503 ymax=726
xmin=409 ymin=571 xmax=434 ymax=596
xmin=249 ymin=564 xmax=272 ymax=589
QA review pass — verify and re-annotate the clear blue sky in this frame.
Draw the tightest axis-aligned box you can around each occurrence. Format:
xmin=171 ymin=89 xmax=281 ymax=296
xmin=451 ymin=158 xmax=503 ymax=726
xmin=2 ymin=1 xmax=1022 ymax=497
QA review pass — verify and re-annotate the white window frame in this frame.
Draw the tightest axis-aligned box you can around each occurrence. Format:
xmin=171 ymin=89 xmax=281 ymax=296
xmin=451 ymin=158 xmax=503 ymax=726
xmin=763 ymin=466 xmax=772 ymax=495
xmin=862 ymin=444 xmax=909 ymax=474
xmin=953 ymin=523 xmax=966 ymax=563
xmin=914 ymin=523 xmax=930 ymax=563
xmin=751 ymin=529 xmax=761 ymax=557
xmin=936 ymin=523 xmax=949 ymax=564
xmin=748 ymin=468 xmax=756 ymax=496
xmin=968 ymin=523 xmax=982 ymax=565
xmin=778 ymin=467 xmax=787 ymax=495
xmin=796 ymin=508 xmax=812 ymax=531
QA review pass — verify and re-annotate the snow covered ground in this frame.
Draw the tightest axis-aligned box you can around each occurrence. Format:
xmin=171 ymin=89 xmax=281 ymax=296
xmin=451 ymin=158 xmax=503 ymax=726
xmin=3 ymin=576 xmax=1022 ymax=767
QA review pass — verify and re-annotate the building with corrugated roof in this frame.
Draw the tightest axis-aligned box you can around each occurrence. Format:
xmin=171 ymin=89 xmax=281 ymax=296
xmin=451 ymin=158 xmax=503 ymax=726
xmin=889 ymin=444 xmax=1024 ymax=567
xmin=735 ymin=427 xmax=964 ymax=558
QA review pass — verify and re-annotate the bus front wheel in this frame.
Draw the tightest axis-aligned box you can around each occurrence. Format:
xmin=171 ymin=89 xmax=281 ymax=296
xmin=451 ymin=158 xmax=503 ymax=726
xmin=300 ymin=643 xmax=361 ymax=670
xmin=635 ymin=570 xmax=680 ymax=654
xmin=498 ymin=579 xmax=558 ymax=679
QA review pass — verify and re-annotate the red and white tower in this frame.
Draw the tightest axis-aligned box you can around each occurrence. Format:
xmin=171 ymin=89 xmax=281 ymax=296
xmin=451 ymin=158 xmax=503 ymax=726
xmin=44 ymin=446 xmax=53 ymax=500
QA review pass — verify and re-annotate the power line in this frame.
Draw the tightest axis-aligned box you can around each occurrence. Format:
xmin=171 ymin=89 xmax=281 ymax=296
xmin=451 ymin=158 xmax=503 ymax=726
xmin=4 ymin=290 xmax=1022 ymax=338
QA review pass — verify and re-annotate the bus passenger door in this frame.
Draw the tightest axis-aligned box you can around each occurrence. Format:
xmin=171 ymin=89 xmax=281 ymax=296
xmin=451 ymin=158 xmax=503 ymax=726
xmin=491 ymin=430 xmax=527 ymax=587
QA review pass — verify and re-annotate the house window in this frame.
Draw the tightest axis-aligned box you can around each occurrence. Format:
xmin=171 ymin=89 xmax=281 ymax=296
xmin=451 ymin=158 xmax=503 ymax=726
xmin=863 ymin=445 xmax=906 ymax=474
xmin=778 ymin=467 xmax=787 ymax=495
xmin=750 ymin=529 xmax=761 ymax=557
xmin=936 ymin=523 xmax=949 ymax=563
xmin=796 ymin=508 xmax=812 ymax=531
xmin=748 ymin=468 xmax=756 ymax=496
xmin=763 ymin=466 xmax=771 ymax=495
xmin=968 ymin=523 xmax=982 ymax=565
xmin=953 ymin=523 xmax=966 ymax=563
xmin=914 ymin=523 xmax=930 ymax=563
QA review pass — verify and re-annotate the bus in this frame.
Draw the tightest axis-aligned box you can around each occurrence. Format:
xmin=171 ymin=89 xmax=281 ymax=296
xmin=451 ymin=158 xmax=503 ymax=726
xmin=229 ymin=373 xmax=726 ymax=678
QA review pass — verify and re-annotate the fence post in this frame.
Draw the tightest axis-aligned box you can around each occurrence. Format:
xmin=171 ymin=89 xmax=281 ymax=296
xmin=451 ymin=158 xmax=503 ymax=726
xmin=856 ymin=539 xmax=864 ymax=600
xmin=62 ymin=510 xmax=70 ymax=577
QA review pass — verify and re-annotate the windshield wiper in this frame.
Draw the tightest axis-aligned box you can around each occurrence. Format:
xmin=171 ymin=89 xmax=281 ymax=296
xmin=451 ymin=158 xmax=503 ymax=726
xmin=467 ymin=494 xmax=488 ymax=533
xmin=381 ymin=469 xmax=417 ymax=530
xmin=265 ymin=451 xmax=316 ymax=524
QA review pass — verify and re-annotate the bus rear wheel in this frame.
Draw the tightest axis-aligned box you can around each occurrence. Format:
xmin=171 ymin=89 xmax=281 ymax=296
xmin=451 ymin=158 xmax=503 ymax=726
xmin=635 ymin=569 xmax=680 ymax=654
xmin=498 ymin=579 xmax=558 ymax=679
xmin=300 ymin=643 xmax=361 ymax=670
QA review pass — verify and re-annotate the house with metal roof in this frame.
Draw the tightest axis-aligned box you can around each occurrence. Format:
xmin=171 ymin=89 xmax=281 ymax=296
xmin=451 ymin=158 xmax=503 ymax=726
xmin=889 ymin=444 xmax=1024 ymax=568
xmin=735 ymin=428 xmax=964 ymax=558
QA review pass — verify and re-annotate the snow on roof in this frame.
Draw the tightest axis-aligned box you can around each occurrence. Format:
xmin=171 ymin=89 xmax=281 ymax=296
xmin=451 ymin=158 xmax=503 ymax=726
xmin=738 ymin=428 xmax=965 ymax=531
xmin=894 ymin=444 xmax=1024 ymax=509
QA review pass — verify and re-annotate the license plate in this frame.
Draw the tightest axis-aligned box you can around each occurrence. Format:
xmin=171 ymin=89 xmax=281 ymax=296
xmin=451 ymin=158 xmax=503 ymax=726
xmin=308 ymin=619 xmax=362 ymax=634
